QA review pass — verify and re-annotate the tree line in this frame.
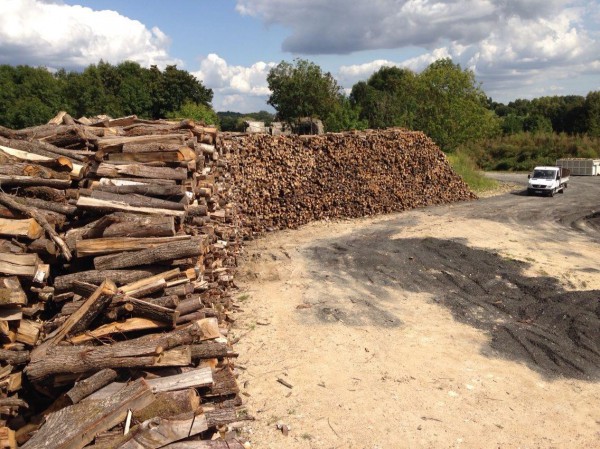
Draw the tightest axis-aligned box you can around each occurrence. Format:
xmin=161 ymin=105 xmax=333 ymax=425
xmin=0 ymin=61 xmax=214 ymax=129
xmin=266 ymin=58 xmax=600 ymax=152
xmin=1 ymin=58 xmax=599 ymax=157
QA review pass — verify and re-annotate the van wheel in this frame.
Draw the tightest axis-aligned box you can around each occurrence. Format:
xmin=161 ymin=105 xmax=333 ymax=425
xmin=549 ymin=189 xmax=555 ymax=197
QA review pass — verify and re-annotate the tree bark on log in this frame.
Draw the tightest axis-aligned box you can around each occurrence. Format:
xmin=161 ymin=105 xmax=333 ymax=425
xmin=25 ymin=337 xmax=163 ymax=381
xmin=94 ymin=163 xmax=188 ymax=181
xmin=54 ymin=269 xmax=161 ymax=292
xmin=87 ymin=213 xmax=176 ymax=239
xmin=86 ymin=191 xmax=186 ymax=211
xmin=0 ymin=192 xmax=72 ymax=260
xmin=76 ymin=196 xmax=186 ymax=218
xmin=76 ymin=235 xmax=191 ymax=257
xmin=94 ymin=237 xmax=207 ymax=270
xmin=65 ymin=368 xmax=118 ymax=404
xmin=21 ymin=379 xmax=154 ymax=449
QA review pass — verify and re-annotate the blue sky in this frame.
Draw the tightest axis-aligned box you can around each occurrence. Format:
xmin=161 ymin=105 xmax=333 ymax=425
xmin=1 ymin=0 xmax=599 ymax=112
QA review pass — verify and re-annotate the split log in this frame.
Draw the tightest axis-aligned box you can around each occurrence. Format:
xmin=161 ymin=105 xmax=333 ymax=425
xmin=134 ymin=389 xmax=199 ymax=422
xmin=0 ymin=277 xmax=27 ymax=306
xmin=145 ymin=367 xmax=213 ymax=393
xmin=117 ymin=413 xmax=208 ymax=449
xmin=21 ymin=379 xmax=154 ymax=449
xmin=0 ymin=218 xmax=43 ymax=239
xmin=0 ymin=135 xmax=89 ymax=162
xmin=118 ymin=269 xmax=181 ymax=295
xmin=0 ymin=253 xmax=43 ymax=279
xmin=69 ymin=318 xmax=167 ymax=344
xmin=65 ymin=368 xmax=118 ymax=404
xmin=46 ymin=279 xmax=117 ymax=345
xmin=0 ymin=192 xmax=72 ymax=260
xmin=0 ymin=162 xmax=71 ymax=185
xmin=76 ymin=196 xmax=185 ymax=218
xmin=93 ymin=236 xmax=207 ymax=270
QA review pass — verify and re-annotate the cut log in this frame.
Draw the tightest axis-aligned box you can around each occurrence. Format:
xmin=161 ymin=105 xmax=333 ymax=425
xmin=86 ymin=191 xmax=186 ymax=211
xmin=12 ymin=196 xmax=77 ymax=216
xmin=122 ymin=297 xmax=179 ymax=327
xmin=117 ymin=413 xmax=208 ymax=449
xmin=92 ymin=182 xmax=186 ymax=198
xmin=25 ymin=337 xmax=163 ymax=381
xmin=0 ymin=277 xmax=27 ymax=306
xmin=87 ymin=213 xmax=176 ymax=239
xmin=94 ymin=236 xmax=207 ymax=270
xmin=0 ymin=349 xmax=29 ymax=365
xmin=94 ymin=163 xmax=188 ymax=181
xmin=0 ymin=253 xmax=40 ymax=278
xmin=77 ymin=235 xmax=191 ymax=257
xmin=0 ymin=143 xmax=84 ymax=178
xmin=106 ymin=150 xmax=189 ymax=164
xmin=76 ymin=196 xmax=185 ymax=218
xmin=47 ymin=279 xmax=117 ymax=345
xmin=153 ymin=346 xmax=191 ymax=367
xmin=0 ymin=192 xmax=72 ymax=260
xmin=0 ymin=218 xmax=43 ymax=239
xmin=145 ymin=367 xmax=213 ymax=393
xmin=21 ymin=379 xmax=154 ymax=449
xmin=54 ymin=269 xmax=161 ymax=292
xmin=68 ymin=318 xmax=167 ymax=344
xmin=190 ymin=341 xmax=230 ymax=360
xmin=65 ymin=368 xmax=118 ymax=404
xmin=16 ymin=320 xmax=41 ymax=346
xmin=118 ymin=269 xmax=181 ymax=295
xmin=134 ymin=389 xmax=199 ymax=422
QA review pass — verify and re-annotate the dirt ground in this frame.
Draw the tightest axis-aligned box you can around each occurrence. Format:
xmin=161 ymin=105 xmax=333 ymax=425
xmin=233 ymin=174 xmax=600 ymax=449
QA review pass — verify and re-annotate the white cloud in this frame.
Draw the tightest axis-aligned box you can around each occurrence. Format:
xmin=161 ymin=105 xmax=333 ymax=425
xmin=193 ymin=54 xmax=276 ymax=112
xmin=235 ymin=0 xmax=577 ymax=54
xmin=0 ymin=0 xmax=179 ymax=69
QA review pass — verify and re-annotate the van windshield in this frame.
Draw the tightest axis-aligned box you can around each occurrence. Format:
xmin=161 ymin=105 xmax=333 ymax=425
xmin=532 ymin=170 xmax=555 ymax=179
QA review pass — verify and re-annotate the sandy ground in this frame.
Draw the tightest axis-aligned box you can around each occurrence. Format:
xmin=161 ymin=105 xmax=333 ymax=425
xmin=232 ymin=175 xmax=600 ymax=449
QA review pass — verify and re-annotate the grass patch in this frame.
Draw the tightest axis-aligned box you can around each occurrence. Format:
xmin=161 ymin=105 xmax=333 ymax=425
xmin=447 ymin=151 xmax=499 ymax=193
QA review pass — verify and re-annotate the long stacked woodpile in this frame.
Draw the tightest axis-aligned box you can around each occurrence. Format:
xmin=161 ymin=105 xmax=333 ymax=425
xmin=223 ymin=129 xmax=477 ymax=234
xmin=0 ymin=113 xmax=246 ymax=448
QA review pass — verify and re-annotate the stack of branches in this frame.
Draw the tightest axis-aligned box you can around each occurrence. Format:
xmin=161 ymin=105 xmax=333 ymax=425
xmin=0 ymin=112 xmax=246 ymax=449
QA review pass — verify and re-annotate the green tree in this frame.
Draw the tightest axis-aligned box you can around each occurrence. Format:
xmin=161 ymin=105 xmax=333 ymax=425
xmin=351 ymin=66 xmax=417 ymax=129
xmin=585 ymin=91 xmax=600 ymax=137
xmin=324 ymin=96 xmax=368 ymax=132
xmin=166 ymin=101 xmax=218 ymax=125
xmin=415 ymin=59 xmax=500 ymax=150
xmin=267 ymin=59 xmax=342 ymax=126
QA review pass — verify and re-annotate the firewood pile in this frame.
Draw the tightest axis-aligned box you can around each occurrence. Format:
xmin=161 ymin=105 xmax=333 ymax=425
xmin=0 ymin=113 xmax=247 ymax=448
xmin=223 ymin=129 xmax=477 ymax=235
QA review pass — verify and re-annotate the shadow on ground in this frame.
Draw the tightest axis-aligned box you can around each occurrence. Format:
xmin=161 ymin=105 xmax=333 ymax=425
xmin=307 ymin=233 xmax=600 ymax=380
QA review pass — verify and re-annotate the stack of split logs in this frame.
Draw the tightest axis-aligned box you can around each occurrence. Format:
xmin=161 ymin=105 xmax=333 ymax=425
xmin=223 ymin=129 xmax=477 ymax=234
xmin=0 ymin=113 xmax=246 ymax=448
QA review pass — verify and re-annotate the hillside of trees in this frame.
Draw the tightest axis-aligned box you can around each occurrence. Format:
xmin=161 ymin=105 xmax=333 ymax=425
xmin=0 ymin=61 xmax=213 ymax=128
xmin=1 ymin=59 xmax=599 ymax=171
